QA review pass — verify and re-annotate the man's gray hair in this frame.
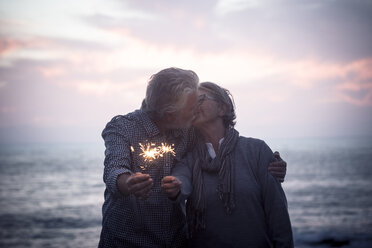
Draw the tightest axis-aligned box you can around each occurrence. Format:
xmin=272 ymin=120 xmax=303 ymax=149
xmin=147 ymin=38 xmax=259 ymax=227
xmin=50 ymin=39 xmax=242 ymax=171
xmin=143 ymin=67 xmax=199 ymax=120
xmin=199 ymin=82 xmax=236 ymax=127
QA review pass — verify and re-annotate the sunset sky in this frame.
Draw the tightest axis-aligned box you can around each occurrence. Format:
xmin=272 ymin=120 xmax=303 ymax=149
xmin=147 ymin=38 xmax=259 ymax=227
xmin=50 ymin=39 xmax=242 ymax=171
xmin=1 ymin=0 xmax=372 ymax=144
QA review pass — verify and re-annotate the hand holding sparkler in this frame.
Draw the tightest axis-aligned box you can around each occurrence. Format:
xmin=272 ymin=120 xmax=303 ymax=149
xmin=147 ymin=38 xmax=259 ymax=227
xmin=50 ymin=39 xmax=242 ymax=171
xmin=117 ymin=172 xmax=154 ymax=199
xmin=161 ymin=176 xmax=182 ymax=199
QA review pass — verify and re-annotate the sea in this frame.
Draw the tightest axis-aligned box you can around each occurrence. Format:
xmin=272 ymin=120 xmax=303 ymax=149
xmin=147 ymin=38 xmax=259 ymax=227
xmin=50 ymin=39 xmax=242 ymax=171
xmin=0 ymin=136 xmax=371 ymax=248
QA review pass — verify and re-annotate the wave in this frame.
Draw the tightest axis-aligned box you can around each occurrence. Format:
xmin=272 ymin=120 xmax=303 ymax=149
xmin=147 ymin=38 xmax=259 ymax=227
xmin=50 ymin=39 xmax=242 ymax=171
xmin=0 ymin=212 xmax=101 ymax=231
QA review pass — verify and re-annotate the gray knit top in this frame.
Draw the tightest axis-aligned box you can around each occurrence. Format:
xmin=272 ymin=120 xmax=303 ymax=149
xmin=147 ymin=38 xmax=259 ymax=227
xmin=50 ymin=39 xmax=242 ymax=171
xmin=173 ymin=137 xmax=294 ymax=248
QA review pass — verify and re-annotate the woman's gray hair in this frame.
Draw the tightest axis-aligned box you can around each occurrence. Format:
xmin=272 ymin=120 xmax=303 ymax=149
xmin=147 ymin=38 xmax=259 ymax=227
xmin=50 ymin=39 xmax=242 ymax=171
xmin=143 ymin=67 xmax=199 ymax=120
xmin=199 ymin=82 xmax=236 ymax=127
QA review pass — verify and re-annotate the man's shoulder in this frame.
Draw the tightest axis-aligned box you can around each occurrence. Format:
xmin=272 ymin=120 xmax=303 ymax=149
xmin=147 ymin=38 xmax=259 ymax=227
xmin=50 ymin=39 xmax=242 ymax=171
xmin=102 ymin=110 xmax=143 ymax=135
xmin=106 ymin=110 xmax=141 ymax=126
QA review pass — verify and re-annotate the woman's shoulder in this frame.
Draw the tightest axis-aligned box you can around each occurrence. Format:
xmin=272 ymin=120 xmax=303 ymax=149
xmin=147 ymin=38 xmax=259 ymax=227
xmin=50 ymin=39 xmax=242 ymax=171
xmin=238 ymin=136 xmax=266 ymax=148
xmin=238 ymin=136 xmax=274 ymax=162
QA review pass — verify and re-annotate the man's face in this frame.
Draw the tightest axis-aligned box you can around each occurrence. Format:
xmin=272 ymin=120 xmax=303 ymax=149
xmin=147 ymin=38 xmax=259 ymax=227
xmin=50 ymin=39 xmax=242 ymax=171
xmin=169 ymin=91 xmax=198 ymax=129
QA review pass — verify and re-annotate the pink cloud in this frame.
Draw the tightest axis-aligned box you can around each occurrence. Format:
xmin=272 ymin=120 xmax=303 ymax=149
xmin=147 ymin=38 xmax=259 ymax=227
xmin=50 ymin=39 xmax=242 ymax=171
xmin=337 ymin=81 xmax=372 ymax=92
xmin=345 ymin=58 xmax=372 ymax=81
xmin=36 ymin=66 xmax=67 ymax=77
xmin=2 ymin=32 xmax=372 ymax=109
xmin=0 ymin=35 xmax=107 ymax=60
xmin=0 ymin=106 xmax=16 ymax=113
xmin=271 ymin=56 xmax=372 ymax=106
xmin=336 ymin=81 xmax=372 ymax=106
xmin=336 ymin=58 xmax=372 ymax=106
xmin=0 ymin=36 xmax=56 ymax=57
xmin=0 ymin=38 xmax=22 ymax=56
xmin=291 ymin=57 xmax=372 ymax=84
xmin=338 ymin=90 xmax=372 ymax=106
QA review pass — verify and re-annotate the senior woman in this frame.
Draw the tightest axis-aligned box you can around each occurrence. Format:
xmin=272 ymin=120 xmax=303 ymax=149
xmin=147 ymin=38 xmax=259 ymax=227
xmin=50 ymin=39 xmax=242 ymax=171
xmin=162 ymin=82 xmax=293 ymax=248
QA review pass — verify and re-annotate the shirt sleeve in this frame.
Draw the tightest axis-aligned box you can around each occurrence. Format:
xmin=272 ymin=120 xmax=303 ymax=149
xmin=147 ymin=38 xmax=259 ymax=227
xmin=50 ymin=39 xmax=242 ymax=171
xmin=258 ymin=140 xmax=294 ymax=248
xmin=102 ymin=118 xmax=133 ymax=198
xmin=171 ymin=153 xmax=193 ymax=203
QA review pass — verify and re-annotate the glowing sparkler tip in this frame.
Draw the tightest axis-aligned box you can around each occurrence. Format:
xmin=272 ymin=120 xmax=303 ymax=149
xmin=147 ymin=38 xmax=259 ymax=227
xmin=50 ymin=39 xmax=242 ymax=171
xmin=160 ymin=143 xmax=176 ymax=156
xmin=137 ymin=142 xmax=176 ymax=169
xmin=139 ymin=143 xmax=160 ymax=161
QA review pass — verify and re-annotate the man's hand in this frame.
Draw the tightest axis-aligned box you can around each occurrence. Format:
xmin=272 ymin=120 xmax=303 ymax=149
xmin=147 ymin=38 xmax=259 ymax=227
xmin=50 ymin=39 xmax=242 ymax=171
xmin=161 ymin=176 xmax=182 ymax=199
xmin=268 ymin=151 xmax=287 ymax=183
xmin=117 ymin=172 xmax=153 ymax=199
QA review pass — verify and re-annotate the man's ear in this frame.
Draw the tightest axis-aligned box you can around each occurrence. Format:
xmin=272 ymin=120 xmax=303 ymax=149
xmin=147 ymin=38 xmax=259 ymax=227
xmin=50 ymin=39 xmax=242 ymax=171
xmin=164 ymin=111 xmax=176 ymax=123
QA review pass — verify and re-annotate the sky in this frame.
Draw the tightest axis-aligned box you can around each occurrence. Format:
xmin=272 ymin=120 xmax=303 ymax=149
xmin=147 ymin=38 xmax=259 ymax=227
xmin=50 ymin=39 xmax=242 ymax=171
xmin=0 ymin=0 xmax=372 ymax=144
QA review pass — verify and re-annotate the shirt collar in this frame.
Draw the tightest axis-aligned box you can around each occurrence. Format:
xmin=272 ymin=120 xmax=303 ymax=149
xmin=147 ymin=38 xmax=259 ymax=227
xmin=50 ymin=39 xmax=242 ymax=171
xmin=205 ymin=137 xmax=224 ymax=159
xmin=137 ymin=109 xmax=161 ymax=138
xmin=166 ymin=128 xmax=185 ymax=139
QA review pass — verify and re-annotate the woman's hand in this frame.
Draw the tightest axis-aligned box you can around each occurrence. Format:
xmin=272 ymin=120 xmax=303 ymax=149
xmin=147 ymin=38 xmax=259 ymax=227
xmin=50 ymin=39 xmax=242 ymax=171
xmin=268 ymin=151 xmax=287 ymax=183
xmin=161 ymin=176 xmax=182 ymax=199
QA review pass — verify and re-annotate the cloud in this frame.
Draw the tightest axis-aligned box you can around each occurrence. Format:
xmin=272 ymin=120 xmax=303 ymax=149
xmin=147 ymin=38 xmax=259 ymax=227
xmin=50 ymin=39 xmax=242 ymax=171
xmin=36 ymin=65 xmax=66 ymax=78
xmin=2 ymin=30 xmax=371 ymax=109
xmin=331 ymin=58 xmax=372 ymax=106
xmin=335 ymin=59 xmax=372 ymax=106
xmin=3 ymin=0 xmax=372 ymax=63
xmin=73 ymin=78 xmax=147 ymax=98
xmin=0 ymin=36 xmax=111 ymax=59
xmin=0 ymin=81 xmax=7 ymax=89
xmin=215 ymin=0 xmax=261 ymax=16
xmin=0 ymin=106 xmax=15 ymax=113
xmin=0 ymin=38 xmax=22 ymax=56
xmin=284 ymin=58 xmax=372 ymax=106
xmin=82 ymin=1 xmax=231 ymax=53
xmin=199 ymin=50 xmax=372 ymax=106
xmin=337 ymin=84 xmax=372 ymax=106
xmin=0 ymin=57 xmax=149 ymax=130
xmin=1 ymin=0 xmax=371 ymax=142
xmin=211 ymin=0 xmax=372 ymax=62
xmin=51 ymin=0 xmax=370 ymax=64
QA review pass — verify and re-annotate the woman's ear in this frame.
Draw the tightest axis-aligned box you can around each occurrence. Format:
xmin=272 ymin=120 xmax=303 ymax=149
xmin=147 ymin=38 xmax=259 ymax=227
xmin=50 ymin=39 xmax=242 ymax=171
xmin=218 ymin=103 xmax=228 ymax=117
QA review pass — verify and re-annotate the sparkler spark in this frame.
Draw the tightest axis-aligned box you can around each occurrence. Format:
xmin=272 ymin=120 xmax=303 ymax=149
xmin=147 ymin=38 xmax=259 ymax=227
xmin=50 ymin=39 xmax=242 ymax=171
xmin=139 ymin=143 xmax=160 ymax=161
xmin=137 ymin=142 xmax=176 ymax=172
xmin=160 ymin=143 xmax=176 ymax=157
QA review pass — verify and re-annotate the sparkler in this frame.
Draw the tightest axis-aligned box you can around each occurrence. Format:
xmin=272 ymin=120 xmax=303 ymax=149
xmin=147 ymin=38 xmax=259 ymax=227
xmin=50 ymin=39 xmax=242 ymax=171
xmin=161 ymin=143 xmax=175 ymax=176
xmin=129 ymin=141 xmax=176 ymax=227
xmin=135 ymin=142 xmax=176 ymax=171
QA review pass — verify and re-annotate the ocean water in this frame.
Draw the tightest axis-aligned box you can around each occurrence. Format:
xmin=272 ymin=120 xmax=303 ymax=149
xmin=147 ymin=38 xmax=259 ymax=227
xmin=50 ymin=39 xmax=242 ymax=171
xmin=0 ymin=137 xmax=371 ymax=248
xmin=267 ymin=137 xmax=372 ymax=248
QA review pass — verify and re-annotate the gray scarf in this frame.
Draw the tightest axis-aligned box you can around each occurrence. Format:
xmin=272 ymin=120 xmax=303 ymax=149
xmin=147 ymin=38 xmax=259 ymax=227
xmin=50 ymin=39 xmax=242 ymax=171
xmin=186 ymin=127 xmax=239 ymax=237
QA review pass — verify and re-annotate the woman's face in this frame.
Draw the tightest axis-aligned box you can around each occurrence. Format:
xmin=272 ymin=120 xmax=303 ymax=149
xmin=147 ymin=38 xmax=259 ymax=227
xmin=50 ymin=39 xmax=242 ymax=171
xmin=192 ymin=89 xmax=224 ymax=128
